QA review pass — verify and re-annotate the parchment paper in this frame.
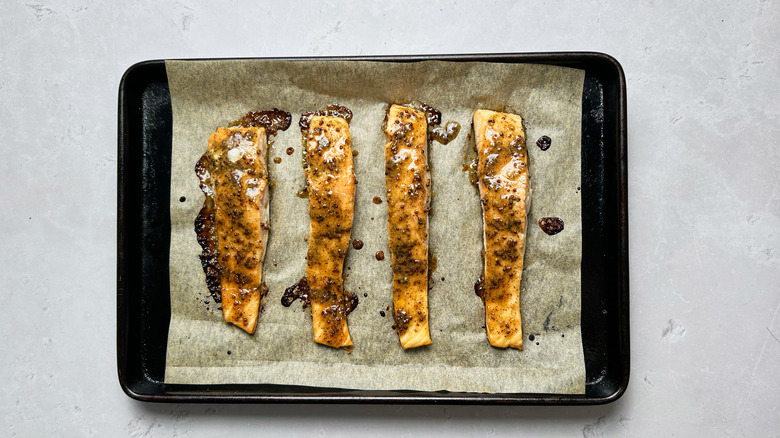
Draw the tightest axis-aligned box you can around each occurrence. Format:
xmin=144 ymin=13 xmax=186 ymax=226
xmin=164 ymin=59 xmax=585 ymax=394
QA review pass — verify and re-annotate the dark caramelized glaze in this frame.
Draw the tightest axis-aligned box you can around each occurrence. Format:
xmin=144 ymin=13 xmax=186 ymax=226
xmin=282 ymin=277 xmax=311 ymax=308
xmin=229 ymin=108 xmax=292 ymax=136
xmin=539 ymin=217 xmax=565 ymax=235
xmin=299 ymin=104 xmax=353 ymax=132
xmin=345 ymin=291 xmax=358 ymax=314
xmin=193 ymin=165 xmax=221 ymax=303
xmin=430 ymin=121 xmax=461 ymax=145
xmin=389 ymin=101 xmax=461 ymax=146
xmin=399 ymin=101 xmax=441 ymax=125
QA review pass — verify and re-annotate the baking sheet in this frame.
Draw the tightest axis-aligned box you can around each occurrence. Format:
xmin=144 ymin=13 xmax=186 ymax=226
xmin=164 ymin=59 xmax=585 ymax=394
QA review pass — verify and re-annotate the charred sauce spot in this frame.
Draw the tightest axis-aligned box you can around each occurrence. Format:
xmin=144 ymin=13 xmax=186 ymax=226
xmin=344 ymin=290 xmax=359 ymax=314
xmin=536 ymin=135 xmax=552 ymax=151
xmin=372 ymin=196 xmax=383 ymax=204
xmin=282 ymin=277 xmax=311 ymax=308
xmin=474 ymin=275 xmax=486 ymax=303
xmin=539 ymin=217 xmax=565 ymax=235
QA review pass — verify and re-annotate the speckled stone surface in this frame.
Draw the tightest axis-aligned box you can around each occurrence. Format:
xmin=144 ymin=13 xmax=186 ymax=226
xmin=1 ymin=1 xmax=778 ymax=436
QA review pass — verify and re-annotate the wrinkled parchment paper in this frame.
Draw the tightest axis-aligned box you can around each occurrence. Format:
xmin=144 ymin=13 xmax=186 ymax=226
xmin=164 ymin=60 xmax=585 ymax=394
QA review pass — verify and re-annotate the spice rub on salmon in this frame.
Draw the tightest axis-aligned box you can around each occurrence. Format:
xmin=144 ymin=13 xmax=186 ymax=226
xmin=473 ymin=109 xmax=530 ymax=350
xmin=195 ymin=127 xmax=271 ymax=334
xmin=384 ymin=104 xmax=433 ymax=349
xmin=301 ymin=113 xmax=357 ymax=348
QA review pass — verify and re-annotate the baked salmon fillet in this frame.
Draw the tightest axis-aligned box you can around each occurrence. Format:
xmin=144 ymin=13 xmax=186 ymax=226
xmin=473 ymin=109 xmax=529 ymax=350
xmin=384 ymin=104 xmax=432 ymax=349
xmin=303 ymin=115 xmax=356 ymax=348
xmin=196 ymin=126 xmax=270 ymax=334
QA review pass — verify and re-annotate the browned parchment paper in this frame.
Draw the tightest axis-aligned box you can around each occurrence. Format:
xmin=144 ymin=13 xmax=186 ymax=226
xmin=164 ymin=59 xmax=585 ymax=394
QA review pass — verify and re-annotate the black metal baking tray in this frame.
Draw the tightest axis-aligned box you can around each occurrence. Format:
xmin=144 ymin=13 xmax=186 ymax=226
xmin=118 ymin=53 xmax=628 ymax=404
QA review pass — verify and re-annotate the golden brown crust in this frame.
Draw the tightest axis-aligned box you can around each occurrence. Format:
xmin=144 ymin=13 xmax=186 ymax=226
xmin=304 ymin=115 xmax=355 ymax=348
xmin=384 ymin=105 xmax=432 ymax=349
xmin=473 ymin=109 xmax=529 ymax=350
xmin=203 ymin=126 xmax=269 ymax=334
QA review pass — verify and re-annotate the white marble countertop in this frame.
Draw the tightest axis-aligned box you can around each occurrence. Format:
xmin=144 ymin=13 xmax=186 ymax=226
xmin=1 ymin=1 xmax=778 ymax=436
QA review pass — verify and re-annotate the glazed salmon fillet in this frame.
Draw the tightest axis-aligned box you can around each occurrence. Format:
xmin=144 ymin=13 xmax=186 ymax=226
xmin=197 ymin=126 xmax=269 ymax=334
xmin=304 ymin=115 xmax=356 ymax=348
xmin=473 ymin=109 xmax=529 ymax=350
xmin=384 ymin=104 xmax=432 ymax=349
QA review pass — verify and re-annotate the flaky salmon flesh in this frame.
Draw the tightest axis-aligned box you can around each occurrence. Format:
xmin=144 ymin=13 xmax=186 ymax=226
xmin=304 ymin=116 xmax=356 ymax=348
xmin=384 ymin=105 xmax=432 ymax=350
xmin=473 ymin=109 xmax=529 ymax=350
xmin=202 ymin=127 xmax=269 ymax=334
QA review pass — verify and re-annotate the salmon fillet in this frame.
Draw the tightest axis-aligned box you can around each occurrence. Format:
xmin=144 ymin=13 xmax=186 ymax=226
xmin=198 ymin=126 xmax=269 ymax=334
xmin=473 ymin=109 xmax=529 ymax=350
xmin=304 ymin=115 xmax=356 ymax=348
xmin=384 ymin=104 xmax=432 ymax=349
